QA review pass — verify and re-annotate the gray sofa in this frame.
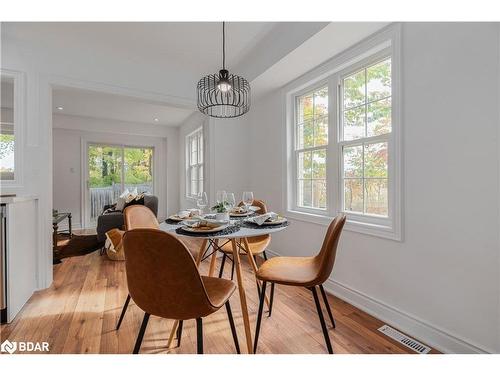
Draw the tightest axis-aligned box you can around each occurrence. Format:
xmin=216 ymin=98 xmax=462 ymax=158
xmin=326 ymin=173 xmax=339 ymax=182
xmin=96 ymin=195 xmax=159 ymax=243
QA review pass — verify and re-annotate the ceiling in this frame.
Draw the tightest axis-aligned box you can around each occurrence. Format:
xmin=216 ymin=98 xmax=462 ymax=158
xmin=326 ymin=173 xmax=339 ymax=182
xmin=52 ymin=87 xmax=194 ymax=126
xmin=3 ymin=22 xmax=278 ymax=77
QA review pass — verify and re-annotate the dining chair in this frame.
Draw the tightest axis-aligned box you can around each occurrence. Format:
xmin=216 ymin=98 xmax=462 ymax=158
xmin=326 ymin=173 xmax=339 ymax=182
xmin=123 ymin=228 xmax=240 ymax=354
xmin=218 ymin=199 xmax=271 ymax=279
xmin=115 ymin=205 xmax=159 ymax=331
xmin=253 ymin=214 xmax=346 ymax=354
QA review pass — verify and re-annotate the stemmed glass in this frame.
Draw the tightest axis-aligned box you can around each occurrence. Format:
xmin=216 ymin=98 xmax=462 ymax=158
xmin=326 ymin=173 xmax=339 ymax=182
xmin=225 ymin=193 xmax=236 ymax=213
xmin=196 ymin=192 xmax=208 ymax=215
xmin=216 ymin=190 xmax=227 ymax=205
xmin=242 ymin=191 xmax=254 ymax=212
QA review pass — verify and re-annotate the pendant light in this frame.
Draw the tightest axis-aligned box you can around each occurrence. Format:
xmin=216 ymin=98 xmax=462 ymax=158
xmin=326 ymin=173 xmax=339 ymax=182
xmin=197 ymin=22 xmax=250 ymax=118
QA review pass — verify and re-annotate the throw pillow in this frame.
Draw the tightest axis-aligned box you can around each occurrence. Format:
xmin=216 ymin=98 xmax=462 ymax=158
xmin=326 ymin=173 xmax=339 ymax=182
xmin=123 ymin=193 xmax=145 ymax=210
xmin=115 ymin=197 xmax=126 ymax=211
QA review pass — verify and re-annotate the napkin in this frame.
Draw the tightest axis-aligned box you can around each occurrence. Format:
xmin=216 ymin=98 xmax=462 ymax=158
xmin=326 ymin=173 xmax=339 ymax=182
xmin=177 ymin=210 xmax=191 ymax=219
xmin=252 ymin=212 xmax=278 ymax=226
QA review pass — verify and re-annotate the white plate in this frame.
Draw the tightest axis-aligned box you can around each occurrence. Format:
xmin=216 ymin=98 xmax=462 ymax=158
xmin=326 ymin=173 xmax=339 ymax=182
xmin=169 ymin=215 xmax=188 ymax=222
xmin=182 ymin=224 xmax=229 ymax=233
xmin=251 ymin=217 xmax=287 ymax=226
xmin=229 ymin=211 xmax=253 ymax=217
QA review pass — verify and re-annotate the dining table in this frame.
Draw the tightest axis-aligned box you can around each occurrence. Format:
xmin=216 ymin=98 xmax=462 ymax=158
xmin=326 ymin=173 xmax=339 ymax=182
xmin=159 ymin=217 xmax=289 ymax=354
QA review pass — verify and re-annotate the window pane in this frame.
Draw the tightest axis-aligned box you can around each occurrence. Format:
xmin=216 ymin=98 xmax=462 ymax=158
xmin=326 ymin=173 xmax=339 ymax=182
xmin=313 ymin=87 xmax=328 ymax=118
xmin=343 ymin=105 xmax=365 ymax=141
xmin=0 ymin=76 xmax=14 ymax=181
xmin=343 ymin=69 xmax=365 ymax=109
xmin=367 ymin=59 xmax=391 ymax=102
xmin=198 ymin=134 xmax=203 ymax=163
xmin=198 ymin=179 xmax=203 ymax=196
xmin=297 ymin=120 xmax=314 ymax=149
xmin=297 ymin=94 xmax=313 ymax=124
xmin=343 ymin=145 xmax=363 ymax=178
xmin=367 ymin=97 xmax=391 ymax=137
xmin=365 ymin=178 xmax=388 ymax=216
xmin=298 ymin=179 xmax=312 ymax=207
xmin=313 ymin=180 xmax=327 ymax=209
xmin=314 ymin=116 xmax=328 ymax=146
xmin=124 ymin=147 xmax=153 ymax=194
xmin=191 ymin=180 xmax=198 ymax=196
xmin=312 ymin=149 xmax=326 ymax=179
xmin=344 ymin=179 xmax=363 ymax=213
xmin=364 ymin=142 xmax=388 ymax=178
xmin=298 ymin=151 xmax=312 ymax=179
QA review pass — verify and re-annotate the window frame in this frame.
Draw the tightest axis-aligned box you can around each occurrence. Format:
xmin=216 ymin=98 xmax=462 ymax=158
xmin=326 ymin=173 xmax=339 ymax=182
xmin=185 ymin=127 xmax=204 ymax=199
xmin=292 ymin=82 xmax=330 ymax=214
xmin=284 ymin=25 xmax=402 ymax=240
xmin=0 ymin=69 xmax=25 ymax=189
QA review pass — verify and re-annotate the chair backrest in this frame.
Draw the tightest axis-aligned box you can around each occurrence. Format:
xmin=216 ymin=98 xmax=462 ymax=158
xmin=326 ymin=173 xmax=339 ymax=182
xmin=238 ymin=199 xmax=267 ymax=214
xmin=123 ymin=205 xmax=159 ymax=230
xmin=122 ymin=228 xmax=216 ymax=320
xmin=314 ymin=214 xmax=346 ymax=285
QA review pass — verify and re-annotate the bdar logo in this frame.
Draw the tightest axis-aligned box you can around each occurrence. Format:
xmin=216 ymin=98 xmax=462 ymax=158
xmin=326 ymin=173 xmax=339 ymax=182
xmin=1 ymin=339 xmax=17 ymax=354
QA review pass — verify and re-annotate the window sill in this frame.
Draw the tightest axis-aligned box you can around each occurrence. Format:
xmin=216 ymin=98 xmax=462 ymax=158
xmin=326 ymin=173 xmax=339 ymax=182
xmin=285 ymin=209 xmax=402 ymax=241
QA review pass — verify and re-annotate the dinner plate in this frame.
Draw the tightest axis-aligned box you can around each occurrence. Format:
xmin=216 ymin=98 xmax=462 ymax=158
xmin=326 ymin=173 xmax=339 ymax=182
xmin=168 ymin=215 xmax=188 ymax=222
xmin=251 ymin=217 xmax=287 ymax=226
xmin=182 ymin=224 xmax=229 ymax=233
xmin=229 ymin=211 xmax=253 ymax=217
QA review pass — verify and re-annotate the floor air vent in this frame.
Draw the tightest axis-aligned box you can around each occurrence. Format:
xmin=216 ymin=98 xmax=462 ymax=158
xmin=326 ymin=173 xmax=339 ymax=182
xmin=378 ymin=325 xmax=431 ymax=354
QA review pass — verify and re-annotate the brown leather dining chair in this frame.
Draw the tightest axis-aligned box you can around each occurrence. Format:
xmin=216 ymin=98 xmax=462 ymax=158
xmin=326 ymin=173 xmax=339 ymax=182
xmin=218 ymin=199 xmax=271 ymax=279
xmin=123 ymin=228 xmax=240 ymax=354
xmin=253 ymin=214 xmax=346 ymax=354
xmin=115 ymin=205 xmax=160 ymax=331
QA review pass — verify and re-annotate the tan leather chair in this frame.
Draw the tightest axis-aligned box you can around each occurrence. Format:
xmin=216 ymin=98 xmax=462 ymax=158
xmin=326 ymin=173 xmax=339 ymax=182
xmin=123 ymin=228 xmax=240 ymax=354
xmin=116 ymin=205 xmax=160 ymax=331
xmin=218 ymin=199 xmax=271 ymax=279
xmin=253 ymin=214 xmax=346 ymax=354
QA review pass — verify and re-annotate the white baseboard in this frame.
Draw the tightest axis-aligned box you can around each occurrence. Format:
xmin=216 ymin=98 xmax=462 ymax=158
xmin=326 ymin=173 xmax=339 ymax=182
xmin=264 ymin=248 xmax=491 ymax=354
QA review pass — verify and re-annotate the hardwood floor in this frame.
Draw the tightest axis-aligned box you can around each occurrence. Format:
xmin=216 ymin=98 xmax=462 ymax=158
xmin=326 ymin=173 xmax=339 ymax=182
xmin=0 ymin=237 xmax=437 ymax=354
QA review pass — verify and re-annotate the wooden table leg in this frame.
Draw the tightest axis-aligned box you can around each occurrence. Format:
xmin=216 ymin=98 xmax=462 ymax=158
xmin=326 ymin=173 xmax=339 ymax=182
xmin=195 ymin=239 xmax=208 ymax=267
xmin=242 ymin=238 xmax=270 ymax=308
xmin=166 ymin=320 xmax=179 ymax=349
xmin=208 ymin=239 xmax=219 ymax=277
xmin=232 ymin=238 xmax=253 ymax=354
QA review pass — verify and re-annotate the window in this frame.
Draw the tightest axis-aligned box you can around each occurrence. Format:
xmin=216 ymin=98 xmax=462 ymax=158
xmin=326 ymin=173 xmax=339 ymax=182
xmin=340 ymin=58 xmax=391 ymax=217
xmin=286 ymin=30 xmax=401 ymax=240
xmin=186 ymin=127 xmax=204 ymax=198
xmin=295 ymin=86 xmax=328 ymax=210
xmin=87 ymin=144 xmax=154 ymax=223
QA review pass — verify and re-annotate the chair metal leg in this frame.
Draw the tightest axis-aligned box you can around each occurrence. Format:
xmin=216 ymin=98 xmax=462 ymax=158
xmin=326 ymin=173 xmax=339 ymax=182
xmin=311 ymin=287 xmax=333 ymax=354
xmin=263 ymin=251 xmax=268 ymax=261
xmin=253 ymin=281 xmax=267 ymax=353
xmin=196 ymin=317 xmax=203 ymax=354
xmin=218 ymin=253 xmax=227 ymax=278
xmin=116 ymin=294 xmax=131 ymax=330
xmin=230 ymin=260 xmax=235 ymax=280
xmin=319 ymin=284 xmax=336 ymax=329
xmin=225 ymin=301 xmax=240 ymax=354
xmin=176 ymin=320 xmax=184 ymax=347
xmin=133 ymin=312 xmax=150 ymax=354
xmin=268 ymin=283 xmax=275 ymax=317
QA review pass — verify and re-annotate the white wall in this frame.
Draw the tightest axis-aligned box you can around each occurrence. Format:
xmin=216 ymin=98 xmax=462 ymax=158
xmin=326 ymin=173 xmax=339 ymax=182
xmin=53 ymin=114 xmax=179 ymax=227
xmin=178 ymin=113 xmax=250 ymax=210
xmin=247 ymin=23 xmax=500 ymax=353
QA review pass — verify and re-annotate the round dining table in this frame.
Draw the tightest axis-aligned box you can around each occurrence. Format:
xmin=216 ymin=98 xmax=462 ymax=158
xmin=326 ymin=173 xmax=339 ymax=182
xmin=159 ymin=219 xmax=289 ymax=354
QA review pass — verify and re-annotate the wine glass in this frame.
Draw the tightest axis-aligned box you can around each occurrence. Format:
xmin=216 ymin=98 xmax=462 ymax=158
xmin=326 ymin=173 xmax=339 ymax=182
xmin=242 ymin=191 xmax=254 ymax=212
xmin=225 ymin=193 xmax=236 ymax=212
xmin=197 ymin=192 xmax=208 ymax=215
xmin=216 ymin=190 xmax=227 ymax=205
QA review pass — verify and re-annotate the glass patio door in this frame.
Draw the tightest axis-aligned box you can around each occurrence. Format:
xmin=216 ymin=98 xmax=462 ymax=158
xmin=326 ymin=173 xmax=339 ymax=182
xmin=86 ymin=143 xmax=153 ymax=226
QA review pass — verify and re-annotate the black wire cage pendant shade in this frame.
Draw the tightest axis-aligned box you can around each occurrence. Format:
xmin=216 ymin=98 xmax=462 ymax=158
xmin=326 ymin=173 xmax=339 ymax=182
xmin=197 ymin=22 xmax=250 ymax=118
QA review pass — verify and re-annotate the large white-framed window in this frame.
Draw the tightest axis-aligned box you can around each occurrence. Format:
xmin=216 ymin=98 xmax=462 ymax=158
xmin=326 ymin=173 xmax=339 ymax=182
xmin=186 ymin=127 xmax=204 ymax=198
xmin=285 ymin=26 xmax=401 ymax=240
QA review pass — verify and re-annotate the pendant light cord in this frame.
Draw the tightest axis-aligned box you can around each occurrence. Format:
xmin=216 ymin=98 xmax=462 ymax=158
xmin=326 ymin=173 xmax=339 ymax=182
xmin=222 ymin=21 xmax=226 ymax=70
